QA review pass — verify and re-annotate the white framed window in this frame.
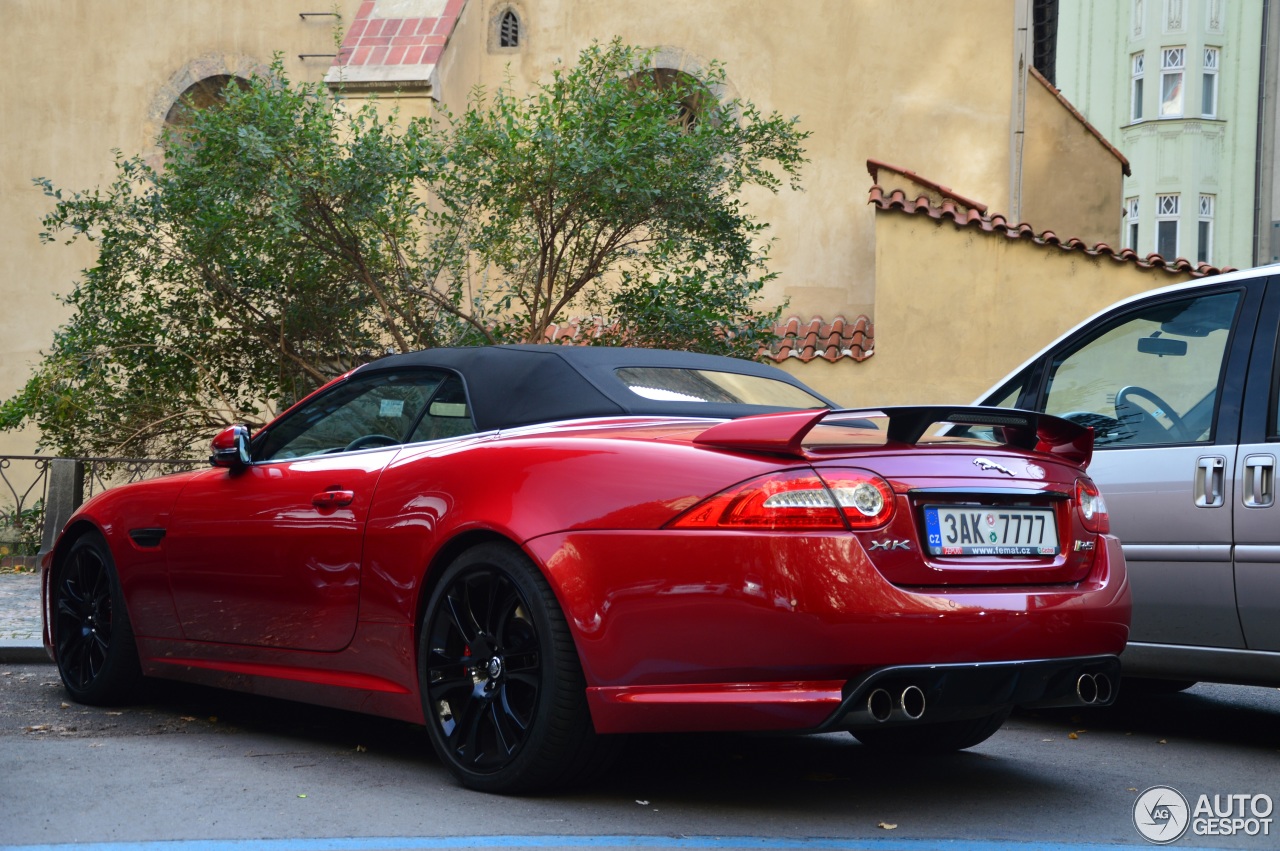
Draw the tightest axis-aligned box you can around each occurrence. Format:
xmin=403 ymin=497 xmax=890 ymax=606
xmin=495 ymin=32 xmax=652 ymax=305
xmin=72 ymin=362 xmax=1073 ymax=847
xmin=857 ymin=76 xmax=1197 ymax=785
xmin=1157 ymin=194 xmax=1181 ymax=258
xmin=1131 ymin=53 xmax=1145 ymax=121
xmin=1198 ymin=194 xmax=1215 ymax=263
xmin=1161 ymin=47 xmax=1185 ymax=117
xmin=1126 ymin=197 xmax=1140 ymax=251
xmin=1202 ymin=47 xmax=1220 ymax=117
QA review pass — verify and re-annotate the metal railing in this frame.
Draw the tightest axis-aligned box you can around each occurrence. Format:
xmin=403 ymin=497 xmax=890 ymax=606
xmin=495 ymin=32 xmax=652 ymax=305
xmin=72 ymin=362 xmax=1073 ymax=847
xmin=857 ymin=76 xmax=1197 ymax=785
xmin=0 ymin=455 xmax=202 ymax=567
xmin=0 ymin=457 xmax=50 ymax=565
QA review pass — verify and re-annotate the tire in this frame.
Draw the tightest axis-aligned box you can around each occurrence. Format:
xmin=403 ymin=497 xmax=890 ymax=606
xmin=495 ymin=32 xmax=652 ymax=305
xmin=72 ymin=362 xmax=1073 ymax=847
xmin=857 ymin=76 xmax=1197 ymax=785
xmin=852 ymin=708 xmax=1011 ymax=754
xmin=418 ymin=542 xmax=616 ymax=793
xmin=52 ymin=532 xmax=143 ymax=706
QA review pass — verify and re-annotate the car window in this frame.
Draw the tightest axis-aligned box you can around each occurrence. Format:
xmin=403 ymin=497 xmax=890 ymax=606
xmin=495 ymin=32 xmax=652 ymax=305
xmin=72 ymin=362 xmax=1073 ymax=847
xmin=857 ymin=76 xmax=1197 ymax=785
xmin=955 ymin=370 xmax=1031 ymax=442
xmin=257 ymin=370 xmax=452 ymax=461
xmin=407 ymin=374 xmax=475 ymax=443
xmin=614 ymin=367 xmax=828 ymax=409
xmin=1042 ymin=292 xmax=1240 ymax=447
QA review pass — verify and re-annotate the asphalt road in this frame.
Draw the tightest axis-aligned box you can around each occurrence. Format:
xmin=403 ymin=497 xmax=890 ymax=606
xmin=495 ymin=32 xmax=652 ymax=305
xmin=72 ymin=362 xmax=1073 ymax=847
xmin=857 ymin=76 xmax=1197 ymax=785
xmin=2 ymin=665 xmax=1279 ymax=850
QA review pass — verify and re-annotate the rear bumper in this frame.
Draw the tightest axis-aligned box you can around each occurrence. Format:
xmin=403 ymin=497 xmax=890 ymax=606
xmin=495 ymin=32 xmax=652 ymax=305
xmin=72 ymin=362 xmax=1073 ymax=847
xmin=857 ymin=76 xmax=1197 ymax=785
xmin=587 ymin=654 xmax=1121 ymax=734
xmin=826 ymin=654 xmax=1121 ymax=731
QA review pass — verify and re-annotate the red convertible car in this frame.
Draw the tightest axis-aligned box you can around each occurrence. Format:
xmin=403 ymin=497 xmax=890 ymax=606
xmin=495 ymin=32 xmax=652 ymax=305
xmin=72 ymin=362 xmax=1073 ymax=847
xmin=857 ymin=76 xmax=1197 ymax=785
xmin=43 ymin=345 xmax=1129 ymax=792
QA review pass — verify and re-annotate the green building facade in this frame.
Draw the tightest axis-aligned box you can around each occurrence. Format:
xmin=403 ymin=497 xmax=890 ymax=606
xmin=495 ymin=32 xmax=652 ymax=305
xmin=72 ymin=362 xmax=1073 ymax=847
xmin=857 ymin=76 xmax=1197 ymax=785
xmin=1055 ymin=0 xmax=1263 ymax=269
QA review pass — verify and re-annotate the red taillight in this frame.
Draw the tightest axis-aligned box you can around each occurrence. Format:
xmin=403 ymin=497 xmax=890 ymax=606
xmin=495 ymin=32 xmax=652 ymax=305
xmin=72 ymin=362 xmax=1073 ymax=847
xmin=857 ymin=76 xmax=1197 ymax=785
xmin=1076 ymin=478 xmax=1110 ymax=533
xmin=669 ymin=469 xmax=895 ymax=531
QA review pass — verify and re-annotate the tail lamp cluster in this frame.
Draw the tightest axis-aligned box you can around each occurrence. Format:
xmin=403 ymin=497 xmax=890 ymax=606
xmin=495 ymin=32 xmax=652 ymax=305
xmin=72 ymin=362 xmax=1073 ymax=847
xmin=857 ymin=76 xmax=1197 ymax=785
xmin=1075 ymin=478 xmax=1110 ymax=533
xmin=668 ymin=467 xmax=1110 ymax=539
xmin=669 ymin=469 xmax=895 ymax=531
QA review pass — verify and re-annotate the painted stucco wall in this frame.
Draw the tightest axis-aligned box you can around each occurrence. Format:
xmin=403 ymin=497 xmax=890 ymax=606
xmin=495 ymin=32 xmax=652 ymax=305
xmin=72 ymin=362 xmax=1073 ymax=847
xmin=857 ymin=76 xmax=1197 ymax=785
xmin=1021 ymin=74 xmax=1127 ymax=246
xmin=788 ymin=205 xmax=1201 ymax=409
xmin=0 ymin=0 xmax=363 ymax=455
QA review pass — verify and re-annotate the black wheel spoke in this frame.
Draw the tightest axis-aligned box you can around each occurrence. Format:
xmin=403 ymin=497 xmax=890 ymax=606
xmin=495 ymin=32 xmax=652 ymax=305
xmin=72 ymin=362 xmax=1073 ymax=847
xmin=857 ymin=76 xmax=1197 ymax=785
xmin=66 ymin=638 xmax=91 ymax=688
xmin=486 ymin=581 xmax=520 ymax=636
xmin=427 ymin=659 xmax=474 ymax=689
xmin=424 ymin=554 xmax=545 ymax=775
xmin=505 ymin=670 xmax=540 ymax=691
xmin=452 ymin=692 xmax=487 ymax=765
xmin=487 ymin=697 xmax=522 ymax=755
xmin=497 ymin=687 xmax=531 ymax=735
xmin=443 ymin=589 xmax=480 ymax=645
xmin=479 ymin=575 xmax=503 ymax=634
xmin=419 ymin=543 xmax=603 ymax=792
xmin=52 ymin=534 xmax=141 ymax=706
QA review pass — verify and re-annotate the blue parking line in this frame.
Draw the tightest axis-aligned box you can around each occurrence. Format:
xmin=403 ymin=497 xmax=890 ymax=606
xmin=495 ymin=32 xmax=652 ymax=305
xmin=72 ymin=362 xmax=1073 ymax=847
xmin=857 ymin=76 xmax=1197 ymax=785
xmin=0 ymin=836 xmax=1239 ymax=851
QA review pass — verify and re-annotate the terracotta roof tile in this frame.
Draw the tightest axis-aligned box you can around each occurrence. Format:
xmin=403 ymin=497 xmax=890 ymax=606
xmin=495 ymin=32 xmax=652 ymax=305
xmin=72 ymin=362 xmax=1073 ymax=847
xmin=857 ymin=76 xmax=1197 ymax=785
xmin=325 ymin=0 xmax=462 ymax=86
xmin=541 ymin=319 xmax=613 ymax=344
xmin=534 ymin=315 xmax=874 ymax=364
xmin=761 ymin=315 xmax=874 ymax=363
xmin=868 ymin=178 xmax=1233 ymax=278
xmin=867 ymin=160 xmax=989 ymax=213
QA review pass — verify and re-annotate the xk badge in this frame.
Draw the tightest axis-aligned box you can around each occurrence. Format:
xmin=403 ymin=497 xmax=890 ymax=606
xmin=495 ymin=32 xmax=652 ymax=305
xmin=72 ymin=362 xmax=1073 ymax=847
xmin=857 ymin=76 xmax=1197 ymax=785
xmin=868 ymin=539 xmax=911 ymax=551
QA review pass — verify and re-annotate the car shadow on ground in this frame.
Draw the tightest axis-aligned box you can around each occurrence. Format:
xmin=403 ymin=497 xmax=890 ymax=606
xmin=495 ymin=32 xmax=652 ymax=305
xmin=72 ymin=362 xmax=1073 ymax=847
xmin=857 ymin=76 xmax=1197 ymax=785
xmin=8 ymin=666 xmax=1279 ymax=809
xmin=1019 ymin=680 xmax=1280 ymax=751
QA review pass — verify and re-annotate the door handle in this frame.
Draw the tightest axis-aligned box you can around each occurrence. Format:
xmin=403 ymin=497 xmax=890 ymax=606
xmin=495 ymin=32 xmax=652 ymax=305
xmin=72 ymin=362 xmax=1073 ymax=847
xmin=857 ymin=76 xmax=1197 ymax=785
xmin=312 ymin=489 xmax=355 ymax=508
xmin=1243 ymin=455 xmax=1275 ymax=508
xmin=1194 ymin=456 xmax=1226 ymax=508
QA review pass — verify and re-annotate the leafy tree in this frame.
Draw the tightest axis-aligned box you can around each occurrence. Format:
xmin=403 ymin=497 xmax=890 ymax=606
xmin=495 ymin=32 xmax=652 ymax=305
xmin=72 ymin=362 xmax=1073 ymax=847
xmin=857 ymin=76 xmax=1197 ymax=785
xmin=2 ymin=40 xmax=807 ymax=458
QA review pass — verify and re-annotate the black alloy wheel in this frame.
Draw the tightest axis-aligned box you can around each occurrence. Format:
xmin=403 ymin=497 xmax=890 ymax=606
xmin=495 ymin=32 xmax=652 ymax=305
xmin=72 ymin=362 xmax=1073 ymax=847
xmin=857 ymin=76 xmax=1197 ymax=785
xmin=53 ymin=533 xmax=142 ymax=705
xmin=419 ymin=542 xmax=614 ymax=793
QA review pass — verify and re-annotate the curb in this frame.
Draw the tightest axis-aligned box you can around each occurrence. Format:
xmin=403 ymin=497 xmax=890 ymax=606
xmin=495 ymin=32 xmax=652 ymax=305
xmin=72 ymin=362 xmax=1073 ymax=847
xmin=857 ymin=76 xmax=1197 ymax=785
xmin=0 ymin=639 xmax=51 ymax=664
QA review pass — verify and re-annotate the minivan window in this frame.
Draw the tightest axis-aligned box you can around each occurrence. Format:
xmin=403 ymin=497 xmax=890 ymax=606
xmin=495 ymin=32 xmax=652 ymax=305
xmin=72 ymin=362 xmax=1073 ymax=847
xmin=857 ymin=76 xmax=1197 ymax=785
xmin=1042 ymin=292 xmax=1240 ymax=447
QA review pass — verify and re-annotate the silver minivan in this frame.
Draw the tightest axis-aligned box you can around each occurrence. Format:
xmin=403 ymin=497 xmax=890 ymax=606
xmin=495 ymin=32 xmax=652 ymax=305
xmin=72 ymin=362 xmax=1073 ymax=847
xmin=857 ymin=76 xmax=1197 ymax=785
xmin=976 ymin=265 xmax=1280 ymax=690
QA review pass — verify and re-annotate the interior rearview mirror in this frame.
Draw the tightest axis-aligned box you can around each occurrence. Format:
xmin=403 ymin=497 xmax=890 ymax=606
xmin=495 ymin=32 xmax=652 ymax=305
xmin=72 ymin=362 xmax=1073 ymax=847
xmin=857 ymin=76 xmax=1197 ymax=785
xmin=1137 ymin=336 xmax=1187 ymax=357
xmin=428 ymin=401 xmax=469 ymax=418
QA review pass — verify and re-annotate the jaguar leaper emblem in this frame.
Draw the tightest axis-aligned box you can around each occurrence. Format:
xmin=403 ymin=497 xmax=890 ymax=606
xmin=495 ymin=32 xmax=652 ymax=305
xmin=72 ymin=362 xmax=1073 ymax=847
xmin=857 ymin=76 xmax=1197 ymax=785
xmin=974 ymin=458 xmax=1016 ymax=476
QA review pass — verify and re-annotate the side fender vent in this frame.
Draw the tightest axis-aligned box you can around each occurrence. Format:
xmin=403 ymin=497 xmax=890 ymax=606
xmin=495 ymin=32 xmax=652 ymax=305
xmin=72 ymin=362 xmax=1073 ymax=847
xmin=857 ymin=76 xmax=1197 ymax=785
xmin=128 ymin=528 xmax=167 ymax=549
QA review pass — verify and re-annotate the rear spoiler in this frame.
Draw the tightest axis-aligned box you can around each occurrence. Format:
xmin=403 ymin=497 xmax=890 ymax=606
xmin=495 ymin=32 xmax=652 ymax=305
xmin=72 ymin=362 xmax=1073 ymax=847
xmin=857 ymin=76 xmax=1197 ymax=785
xmin=693 ymin=406 xmax=1094 ymax=467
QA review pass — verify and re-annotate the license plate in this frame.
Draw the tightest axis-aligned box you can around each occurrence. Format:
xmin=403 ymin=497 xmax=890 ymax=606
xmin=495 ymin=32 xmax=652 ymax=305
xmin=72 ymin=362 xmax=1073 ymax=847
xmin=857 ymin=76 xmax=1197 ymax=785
xmin=924 ymin=505 xmax=1059 ymax=556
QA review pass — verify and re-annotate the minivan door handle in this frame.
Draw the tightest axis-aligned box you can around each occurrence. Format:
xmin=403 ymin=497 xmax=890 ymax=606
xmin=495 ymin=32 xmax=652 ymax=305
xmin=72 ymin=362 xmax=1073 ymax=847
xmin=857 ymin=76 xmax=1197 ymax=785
xmin=1243 ymin=454 xmax=1275 ymax=508
xmin=1195 ymin=456 xmax=1226 ymax=508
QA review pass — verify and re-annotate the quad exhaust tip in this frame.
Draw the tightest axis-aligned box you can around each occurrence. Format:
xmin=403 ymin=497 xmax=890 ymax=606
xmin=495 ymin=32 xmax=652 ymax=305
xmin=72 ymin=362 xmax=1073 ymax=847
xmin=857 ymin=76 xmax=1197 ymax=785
xmin=1076 ymin=672 xmax=1114 ymax=705
xmin=866 ymin=685 xmax=927 ymax=722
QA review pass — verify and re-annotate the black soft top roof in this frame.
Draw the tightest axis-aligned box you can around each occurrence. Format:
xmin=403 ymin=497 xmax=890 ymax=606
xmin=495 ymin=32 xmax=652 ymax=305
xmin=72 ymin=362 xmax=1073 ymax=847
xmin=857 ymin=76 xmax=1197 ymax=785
xmin=355 ymin=344 xmax=836 ymax=431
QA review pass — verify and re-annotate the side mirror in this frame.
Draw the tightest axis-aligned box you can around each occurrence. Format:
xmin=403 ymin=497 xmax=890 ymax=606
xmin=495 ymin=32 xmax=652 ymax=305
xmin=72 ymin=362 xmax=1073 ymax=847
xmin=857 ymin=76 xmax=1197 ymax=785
xmin=210 ymin=424 xmax=253 ymax=469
